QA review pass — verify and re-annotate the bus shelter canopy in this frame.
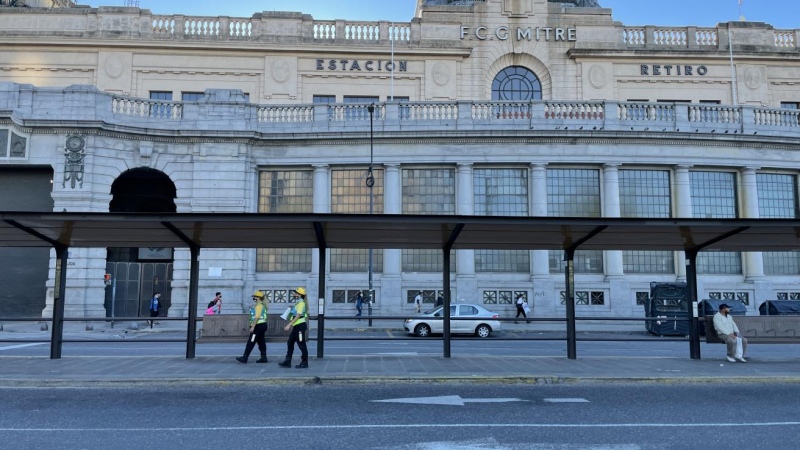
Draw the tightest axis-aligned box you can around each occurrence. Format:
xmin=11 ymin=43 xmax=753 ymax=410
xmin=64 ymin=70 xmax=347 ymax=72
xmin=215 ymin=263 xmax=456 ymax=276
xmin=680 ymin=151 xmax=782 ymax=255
xmin=2 ymin=212 xmax=800 ymax=252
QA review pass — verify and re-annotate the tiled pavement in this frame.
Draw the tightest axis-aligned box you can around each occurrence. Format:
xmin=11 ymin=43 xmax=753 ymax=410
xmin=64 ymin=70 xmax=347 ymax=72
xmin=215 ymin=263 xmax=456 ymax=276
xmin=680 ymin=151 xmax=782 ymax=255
xmin=2 ymin=320 xmax=800 ymax=386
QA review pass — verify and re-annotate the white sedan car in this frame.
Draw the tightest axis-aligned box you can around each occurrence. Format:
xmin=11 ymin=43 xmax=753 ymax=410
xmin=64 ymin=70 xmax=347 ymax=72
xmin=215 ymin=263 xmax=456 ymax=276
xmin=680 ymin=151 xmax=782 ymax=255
xmin=403 ymin=304 xmax=502 ymax=338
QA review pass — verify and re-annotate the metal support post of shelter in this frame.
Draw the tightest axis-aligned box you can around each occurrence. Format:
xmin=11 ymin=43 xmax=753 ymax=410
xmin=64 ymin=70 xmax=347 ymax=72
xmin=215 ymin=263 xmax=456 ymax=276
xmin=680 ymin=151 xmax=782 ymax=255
xmin=564 ymin=248 xmax=577 ymax=360
xmin=442 ymin=224 xmax=464 ymax=358
xmin=686 ymin=250 xmax=701 ymax=360
xmin=314 ymin=222 xmax=327 ymax=359
xmin=4 ymin=219 xmax=69 ymax=359
xmin=162 ymin=221 xmax=200 ymax=359
xmin=563 ymin=226 xmax=607 ymax=360
xmin=684 ymin=226 xmax=749 ymax=360
xmin=442 ymin=247 xmax=451 ymax=358
xmin=51 ymin=244 xmax=69 ymax=359
xmin=186 ymin=246 xmax=200 ymax=359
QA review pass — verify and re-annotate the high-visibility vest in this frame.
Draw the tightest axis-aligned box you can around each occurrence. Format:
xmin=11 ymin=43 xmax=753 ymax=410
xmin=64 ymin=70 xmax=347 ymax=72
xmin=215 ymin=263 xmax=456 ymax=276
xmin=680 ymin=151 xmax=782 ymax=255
xmin=249 ymin=302 xmax=267 ymax=325
xmin=290 ymin=300 xmax=308 ymax=325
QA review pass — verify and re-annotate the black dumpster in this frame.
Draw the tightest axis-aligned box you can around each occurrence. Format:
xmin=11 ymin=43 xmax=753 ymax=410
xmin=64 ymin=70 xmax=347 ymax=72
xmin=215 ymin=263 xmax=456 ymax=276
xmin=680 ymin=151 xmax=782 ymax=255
xmin=698 ymin=299 xmax=747 ymax=335
xmin=759 ymin=300 xmax=800 ymax=315
xmin=644 ymin=282 xmax=690 ymax=336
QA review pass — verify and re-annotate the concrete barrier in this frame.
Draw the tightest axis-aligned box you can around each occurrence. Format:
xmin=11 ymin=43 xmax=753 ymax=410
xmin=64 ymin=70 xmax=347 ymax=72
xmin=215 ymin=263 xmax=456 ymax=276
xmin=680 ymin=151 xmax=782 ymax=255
xmin=704 ymin=315 xmax=800 ymax=344
xmin=200 ymin=314 xmax=293 ymax=340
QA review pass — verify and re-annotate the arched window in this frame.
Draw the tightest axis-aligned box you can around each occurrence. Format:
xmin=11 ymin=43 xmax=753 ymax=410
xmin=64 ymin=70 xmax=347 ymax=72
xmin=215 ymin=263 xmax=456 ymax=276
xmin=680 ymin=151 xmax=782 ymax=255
xmin=491 ymin=66 xmax=542 ymax=101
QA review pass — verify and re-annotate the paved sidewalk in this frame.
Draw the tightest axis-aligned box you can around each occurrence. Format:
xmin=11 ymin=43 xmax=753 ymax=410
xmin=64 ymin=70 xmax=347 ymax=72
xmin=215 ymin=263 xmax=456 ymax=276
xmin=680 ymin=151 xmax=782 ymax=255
xmin=3 ymin=319 xmax=800 ymax=387
xmin=0 ymin=322 xmax=800 ymax=386
xmin=1 ymin=354 xmax=799 ymax=387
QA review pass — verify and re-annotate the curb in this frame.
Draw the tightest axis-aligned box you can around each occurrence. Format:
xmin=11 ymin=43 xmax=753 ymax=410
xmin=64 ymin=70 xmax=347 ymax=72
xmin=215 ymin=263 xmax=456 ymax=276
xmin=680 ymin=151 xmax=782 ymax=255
xmin=3 ymin=375 xmax=800 ymax=388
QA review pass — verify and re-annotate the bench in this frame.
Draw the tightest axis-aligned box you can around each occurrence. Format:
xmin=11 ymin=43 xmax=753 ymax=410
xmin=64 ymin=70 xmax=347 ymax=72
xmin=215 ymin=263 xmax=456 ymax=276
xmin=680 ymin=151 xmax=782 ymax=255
xmin=200 ymin=314 xmax=296 ymax=341
xmin=704 ymin=315 xmax=800 ymax=344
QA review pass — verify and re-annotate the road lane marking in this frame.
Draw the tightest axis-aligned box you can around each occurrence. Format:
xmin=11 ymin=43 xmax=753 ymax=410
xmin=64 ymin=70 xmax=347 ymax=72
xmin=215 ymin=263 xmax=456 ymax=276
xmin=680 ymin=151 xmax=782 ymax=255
xmin=369 ymin=352 xmax=420 ymax=356
xmin=2 ymin=422 xmax=800 ymax=431
xmin=544 ymin=398 xmax=590 ymax=403
xmin=372 ymin=395 xmax=528 ymax=405
xmin=0 ymin=343 xmax=47 ymax=351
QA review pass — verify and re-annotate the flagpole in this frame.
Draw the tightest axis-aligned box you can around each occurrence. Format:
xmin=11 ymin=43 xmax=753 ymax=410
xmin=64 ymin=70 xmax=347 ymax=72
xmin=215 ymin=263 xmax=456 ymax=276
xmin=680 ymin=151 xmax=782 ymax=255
xmin=390 ymin=22 xmax=395 ymax=101
xmin=729 ymin=2 xmax=740 ymax=105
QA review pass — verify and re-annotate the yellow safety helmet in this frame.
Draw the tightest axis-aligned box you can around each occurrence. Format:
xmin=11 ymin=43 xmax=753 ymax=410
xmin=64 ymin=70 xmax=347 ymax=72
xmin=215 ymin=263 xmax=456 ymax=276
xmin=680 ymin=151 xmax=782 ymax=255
xmin=294 ymin=287 xmax=307 ymax=297
xmin=252 ymin=290 xmax=265 ymax=300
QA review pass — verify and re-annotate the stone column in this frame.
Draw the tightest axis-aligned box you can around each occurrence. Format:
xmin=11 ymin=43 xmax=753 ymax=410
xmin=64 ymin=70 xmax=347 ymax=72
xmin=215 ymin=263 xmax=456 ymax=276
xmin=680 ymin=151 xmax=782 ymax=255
xmin=603 ymin=164 xmax=624 ymax=278
xmin=456 ymin=163 xmax=477 ymax=304
xmin=311 ymin=164 xmax=330 ymax=277
xmin=530 ymin=164 xmax=550 ymax=277
xmin=674 ymin=165 xmax=693 ymax=280
xmin=741 ymin=167 xmax=764 ymax=279
xmin=381 ymin=164 xmax=403 ymax=312
xmin=530 ymin=163 xmax=554 ymax=315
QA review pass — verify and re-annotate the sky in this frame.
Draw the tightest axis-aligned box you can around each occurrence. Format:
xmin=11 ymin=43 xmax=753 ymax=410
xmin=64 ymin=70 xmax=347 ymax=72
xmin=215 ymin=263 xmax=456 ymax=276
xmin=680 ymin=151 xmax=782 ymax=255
xmin=78 ymin=1 xmax=800 ymax=30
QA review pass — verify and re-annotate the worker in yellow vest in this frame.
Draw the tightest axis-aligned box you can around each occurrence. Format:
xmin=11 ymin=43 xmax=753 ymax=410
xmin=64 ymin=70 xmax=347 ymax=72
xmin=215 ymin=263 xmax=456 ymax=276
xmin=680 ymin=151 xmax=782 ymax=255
xmin=278 ymin=287 xmax=309 ymax=369
xmin=236 ymin=290 xmax=269 ymax=364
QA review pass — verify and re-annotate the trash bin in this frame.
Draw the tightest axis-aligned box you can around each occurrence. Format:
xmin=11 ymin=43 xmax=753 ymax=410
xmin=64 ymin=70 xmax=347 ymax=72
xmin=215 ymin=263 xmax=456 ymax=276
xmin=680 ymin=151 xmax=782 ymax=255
xmin=698 ymin=299 xmax=747 ymax=335
xmin=759 ymin=300 xmax=800 ymax=315
xmin=644 ymin=282 xmax=690 ymax=336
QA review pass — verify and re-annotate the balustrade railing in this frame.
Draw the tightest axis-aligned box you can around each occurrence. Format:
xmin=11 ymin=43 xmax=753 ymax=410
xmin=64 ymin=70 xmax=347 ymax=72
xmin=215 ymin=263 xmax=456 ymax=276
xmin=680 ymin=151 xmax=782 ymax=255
xmin=112 ymin=96 xmax=182 ymax=120
xmin=754 ymin=108 xmax=800 ymax=127
xmin=653 ymin=28 xmax=687 ymax=46
xmin=544 ymin=101 xmax=604 ymax=120
xmin=404 ymin=102 xmax=458 ymax=121
xmin=472 ymin=102 xmax=531 ymax=120
xmin=100 ymin=95 xmax=800 ymax=136
xmin=623 ymin=27 xmax=796 ymax=49
xmin=328 ymin=103 xmax=385 ymax=122
xmin=618 ymin=102 xmax=675 ymax=122
xmin=314 ymin=21 xmax=336 ymax=40
xmin=695 ymin=28 xmax=718 ymax=46
xmin=389 ymin=24 xmax=411 ymax=42
xmin=229 ymin=19 xmax=253 ymax=38
xmin=775 ymin=30 xmax=796 ymax=48
xmin=257 ymin=106 xmax=314 ymax=123
xmin=623 ymin=28 xmax=645 ymax=45
xmin=688 ymin=105 xmax=740 ymax=124
xmin=344 ymin=23 xmax=380 ymax=41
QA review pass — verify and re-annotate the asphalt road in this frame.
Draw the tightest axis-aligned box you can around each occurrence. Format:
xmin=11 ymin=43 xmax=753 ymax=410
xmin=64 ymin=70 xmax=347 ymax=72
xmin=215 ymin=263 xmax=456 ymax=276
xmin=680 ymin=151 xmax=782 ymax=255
xmin=0 ymin=383 xmax=797 ymax=450
xmin=2 ymin=330 xmax=800 ymax=360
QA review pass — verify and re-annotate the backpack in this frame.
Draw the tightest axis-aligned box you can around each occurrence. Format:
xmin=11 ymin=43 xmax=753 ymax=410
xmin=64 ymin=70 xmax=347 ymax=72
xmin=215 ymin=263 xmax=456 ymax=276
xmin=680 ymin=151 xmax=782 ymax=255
xmin=207 ymin=299 xmax=216 ymax=308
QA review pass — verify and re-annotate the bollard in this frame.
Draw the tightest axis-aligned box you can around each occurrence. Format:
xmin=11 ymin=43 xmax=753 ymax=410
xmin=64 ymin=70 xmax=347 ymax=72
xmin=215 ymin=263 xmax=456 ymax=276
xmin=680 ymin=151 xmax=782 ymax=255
xmin=85 ymin=323 xmax=94 ymax=331
xmin=40 ymin=322 xmax=48 ymax=331
xmin=129 ymin=321 xmax=139 ymax=331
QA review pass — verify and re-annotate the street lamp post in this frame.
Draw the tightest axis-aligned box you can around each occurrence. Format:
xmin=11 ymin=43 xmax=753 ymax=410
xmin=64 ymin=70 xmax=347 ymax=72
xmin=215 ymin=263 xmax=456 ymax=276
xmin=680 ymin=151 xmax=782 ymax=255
xmin=366 ymin=104 xmax=375 ymax=327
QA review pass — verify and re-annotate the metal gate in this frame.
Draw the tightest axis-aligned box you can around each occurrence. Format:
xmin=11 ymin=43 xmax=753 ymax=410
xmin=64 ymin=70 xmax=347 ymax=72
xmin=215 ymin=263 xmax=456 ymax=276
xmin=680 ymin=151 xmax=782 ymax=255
xmin=104 ymin=262 xmax=173 ymax=318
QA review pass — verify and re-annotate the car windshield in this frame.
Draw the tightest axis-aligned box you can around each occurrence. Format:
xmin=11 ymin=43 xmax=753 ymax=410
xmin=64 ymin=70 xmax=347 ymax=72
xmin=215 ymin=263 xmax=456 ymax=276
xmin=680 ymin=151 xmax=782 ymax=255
xmin=431 ymin=306 xmax=456 ymax=316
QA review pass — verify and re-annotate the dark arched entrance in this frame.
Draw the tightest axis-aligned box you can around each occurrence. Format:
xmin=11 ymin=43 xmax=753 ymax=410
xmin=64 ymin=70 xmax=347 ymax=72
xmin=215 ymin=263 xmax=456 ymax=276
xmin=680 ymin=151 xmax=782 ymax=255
xmin=106 ymin=168 xmax=176 ymax=319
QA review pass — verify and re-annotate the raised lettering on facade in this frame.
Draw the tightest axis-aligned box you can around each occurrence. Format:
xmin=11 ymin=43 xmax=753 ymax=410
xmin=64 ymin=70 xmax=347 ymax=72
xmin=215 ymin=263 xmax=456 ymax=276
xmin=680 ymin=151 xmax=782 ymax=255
xmin=640 ymin=65 xmax=708 ymax=76
xmin=461 ymin=26 xmax=577 ymax=41
xmin=316 ymin=59 xmax=408 ymax=72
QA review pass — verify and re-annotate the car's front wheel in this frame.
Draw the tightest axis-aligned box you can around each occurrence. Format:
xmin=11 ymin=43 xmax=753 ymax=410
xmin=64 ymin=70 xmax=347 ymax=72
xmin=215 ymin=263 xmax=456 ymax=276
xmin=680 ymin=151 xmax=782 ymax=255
xmin=475 ymin=324 xmax=492 ymax=338
xmin=415 ymin=323 xmax=432 ymax=337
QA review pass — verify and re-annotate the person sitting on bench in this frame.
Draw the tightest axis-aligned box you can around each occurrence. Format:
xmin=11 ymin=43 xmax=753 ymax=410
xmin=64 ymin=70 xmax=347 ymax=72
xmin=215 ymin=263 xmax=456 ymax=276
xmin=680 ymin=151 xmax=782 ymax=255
xmin=713 ymin=303 xmax=748 ymax=363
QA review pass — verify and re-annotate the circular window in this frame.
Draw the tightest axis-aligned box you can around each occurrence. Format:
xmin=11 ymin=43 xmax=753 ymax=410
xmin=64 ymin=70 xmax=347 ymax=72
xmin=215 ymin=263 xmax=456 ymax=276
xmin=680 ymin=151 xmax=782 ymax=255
xmin=491 ymin=66 xmax=542 ymax=101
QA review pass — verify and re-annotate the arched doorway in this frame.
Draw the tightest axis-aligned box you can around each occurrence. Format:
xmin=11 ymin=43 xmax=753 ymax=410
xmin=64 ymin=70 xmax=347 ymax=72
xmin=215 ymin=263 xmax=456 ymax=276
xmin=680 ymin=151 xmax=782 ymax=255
xmin=106 ymin=168 xmax=176 ymax=319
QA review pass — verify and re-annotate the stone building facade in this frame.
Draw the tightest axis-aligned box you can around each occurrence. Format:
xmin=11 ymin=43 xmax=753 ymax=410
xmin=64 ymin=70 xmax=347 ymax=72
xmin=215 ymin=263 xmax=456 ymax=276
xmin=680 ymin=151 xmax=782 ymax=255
xmin=2 ymin=0 xmax=800 ymax=319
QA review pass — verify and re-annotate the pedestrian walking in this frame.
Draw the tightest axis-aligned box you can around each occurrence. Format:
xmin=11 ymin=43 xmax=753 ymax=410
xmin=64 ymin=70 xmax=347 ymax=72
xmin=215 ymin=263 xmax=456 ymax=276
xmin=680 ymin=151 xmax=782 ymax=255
xmin=514 ymin=294 xmax=530 ymax=324
xmin=148 ymin=292 xmax=161 ymax=328
xmin=236 ymin=290 xmax=269 ymax=364
xmin=279 ymin=287 xmax=309 ymax=369
xmin=207 ymin=291 xmax=222 ymax=314
xmin=435 ymin=294 xmax=444 ymax=308
xmin=355 ymin=290 xmax=363 ymax=320
xmin=414 ymin=290 xmax=423 ymax=313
